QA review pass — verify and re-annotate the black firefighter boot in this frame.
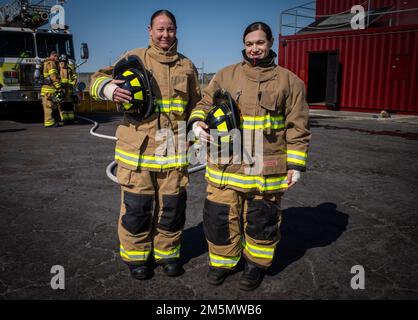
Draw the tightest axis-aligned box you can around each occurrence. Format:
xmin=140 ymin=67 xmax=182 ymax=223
xmin=239 ymin=262 xmax=264 ymax=291
xmin=162 ymin=261 xmax=184 ymax=277
xmin=206 ymin=267 xmax=231 ymax=286
xmin=129 ymin=263 xmax=153 ymax=281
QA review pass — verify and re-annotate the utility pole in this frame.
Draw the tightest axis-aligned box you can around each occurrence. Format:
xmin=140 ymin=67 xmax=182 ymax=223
xmin=201 ymin=60 xmax=204 ymax=88
xmin=196 ymin=60 xmax=204 ymax=89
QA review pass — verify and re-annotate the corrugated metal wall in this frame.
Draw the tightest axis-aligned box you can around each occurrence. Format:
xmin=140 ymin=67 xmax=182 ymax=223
xmin=279 ymin=26 xmax=418 ymax=113
xmin=317 ymin=0 xmax=397 ymax=17
xmin=316 ymin=0 xmax=418 ymax=26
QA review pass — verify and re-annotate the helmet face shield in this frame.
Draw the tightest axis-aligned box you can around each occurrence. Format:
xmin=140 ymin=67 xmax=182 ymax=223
xmin=113 ymin=55 xmax=154 ymax=120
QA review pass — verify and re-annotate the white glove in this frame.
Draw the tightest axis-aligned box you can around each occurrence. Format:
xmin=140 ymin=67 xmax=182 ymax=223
xmin=192 ymin=122 xmax=204 ymax=141
xmin=103 ymin=82 xmax=119 ymax=101
xmin=292 ymin=170 xmax=301 ymax=183
xmin=288 ymin=170 xmax=301 ymax=188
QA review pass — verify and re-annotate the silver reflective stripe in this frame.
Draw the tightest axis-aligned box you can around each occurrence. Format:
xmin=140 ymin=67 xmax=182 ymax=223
xmin=287 ymin=154 xmax=307 ymax=161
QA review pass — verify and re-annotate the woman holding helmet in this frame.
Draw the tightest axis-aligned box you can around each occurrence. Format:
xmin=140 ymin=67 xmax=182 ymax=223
xmin=189 ymin=22 xmax=311 ymax=291
xmin=90 ymin=10 xmax=201 ymax=280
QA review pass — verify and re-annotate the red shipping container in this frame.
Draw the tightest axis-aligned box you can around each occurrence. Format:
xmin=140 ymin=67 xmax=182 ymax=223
xmin=279 ymin=0 xmax=418 ymax=114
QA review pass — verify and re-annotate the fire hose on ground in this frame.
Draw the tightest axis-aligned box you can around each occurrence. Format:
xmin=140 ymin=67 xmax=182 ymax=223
xmin=77 ymin=115 xmax=207 ymax=184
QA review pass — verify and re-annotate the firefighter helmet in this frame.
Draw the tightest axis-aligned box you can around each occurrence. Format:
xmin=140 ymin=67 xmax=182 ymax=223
xmin=113 ymin=55 xmax=154 ymax=120
xmin=51 ymin=90 xmax=64 ymax=104
xmin=59 ymin=54 xmax=68 ymax=62
xmin=205 ymin=89 xmax=241 ymax=145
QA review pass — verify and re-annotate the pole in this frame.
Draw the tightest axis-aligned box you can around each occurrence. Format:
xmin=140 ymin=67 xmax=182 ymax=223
xmin=201 ymin=61 xmax=204 ymax=88
xmin=367 ymin=0 xmax=371 ymax=28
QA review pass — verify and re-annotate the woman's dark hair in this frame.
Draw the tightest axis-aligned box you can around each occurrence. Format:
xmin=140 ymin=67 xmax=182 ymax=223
xmin=243 ymin=22 xmax=273 ymax=43
xmin=150 ymin=9 xmax=177 ymax=28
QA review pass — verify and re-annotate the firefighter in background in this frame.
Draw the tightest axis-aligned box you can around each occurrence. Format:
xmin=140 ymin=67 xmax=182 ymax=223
xmin=90 ymin=10 xmax=201 ymax=280
xmin=189 ymin=22 xmax=311 ymax=291
xmin=68 ymin=60 xmax=79 ymax=117
xmin=41 ymin=51 xmax=62 ymax=127
xmin=58 ymin=54 xmax=77 ymax=123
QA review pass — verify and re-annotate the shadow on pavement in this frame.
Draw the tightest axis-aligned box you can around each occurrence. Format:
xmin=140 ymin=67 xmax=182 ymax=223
xmin=181 ymin=223 xmax=208 ymax=265
xmin=180 ymin=203 xmax=348 ymax=275
xmin=0 ymin=128 xmax=27 ymax=134
xmin=267 ymin=202 xmax=349 ymax=276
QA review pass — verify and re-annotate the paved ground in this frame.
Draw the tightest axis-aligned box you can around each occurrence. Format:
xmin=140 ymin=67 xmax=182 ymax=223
xmin=0 ymin=107 xmax=417 ymax=300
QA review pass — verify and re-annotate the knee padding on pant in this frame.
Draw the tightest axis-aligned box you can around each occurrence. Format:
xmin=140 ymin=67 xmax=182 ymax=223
xmin=122 ymin=192 xmax=153 ymax=235
xmin=158 ymin=191 xmax=187 ymax=232
xmin=246 ymin=199 xmax=279 ymax=241
xmin=203 ymin=199 xmax=231 ymax=246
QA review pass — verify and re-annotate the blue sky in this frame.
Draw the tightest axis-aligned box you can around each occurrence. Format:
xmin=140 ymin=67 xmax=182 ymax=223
xmin=2 ymin=0 xmax=312 ymax=72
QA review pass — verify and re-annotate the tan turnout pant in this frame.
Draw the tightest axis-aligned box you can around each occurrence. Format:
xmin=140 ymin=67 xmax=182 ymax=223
xmin=117 ymin=167 xmax=189 ymax=266
xmin=204 ymin=184 xmax=283 ymax=270
xmin=42 ymin=93 xmax=57 ymax=127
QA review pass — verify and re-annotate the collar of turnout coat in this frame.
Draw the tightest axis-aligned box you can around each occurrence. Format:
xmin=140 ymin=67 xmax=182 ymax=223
xmin=147 ymin=39 xmax=179 ymax=63
xmin=240 ymin=50 xmax=278 ymax=82
xmin=242 ymin=49 xmax=277 ymax=68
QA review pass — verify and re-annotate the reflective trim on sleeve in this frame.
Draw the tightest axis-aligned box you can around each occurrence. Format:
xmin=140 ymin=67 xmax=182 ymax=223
xmin=287 ymin=150 xmax=308 ymax=166
xmin=189 ymin=109 xmax=207 ymax=122
xmin=91 ymin=76 xmax=112 ymax=100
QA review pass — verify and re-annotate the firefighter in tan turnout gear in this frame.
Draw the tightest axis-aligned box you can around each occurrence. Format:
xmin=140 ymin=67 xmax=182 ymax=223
xmin=41 ymin=51 xmax=62 ymax=127
xmin=58 ymin=54 xmax=77 ymax=123
xmin=189 ymin=22 xmax=311 ymax=291
xmin=90 ymin=10 xmax=201 ymax=280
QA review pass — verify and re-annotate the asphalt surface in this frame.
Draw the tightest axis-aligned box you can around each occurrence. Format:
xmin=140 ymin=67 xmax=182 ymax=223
xmin=0 ymin=108 xmax=417 ymax=300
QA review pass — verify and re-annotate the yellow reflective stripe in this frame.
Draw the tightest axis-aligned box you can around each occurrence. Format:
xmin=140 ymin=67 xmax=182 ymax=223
xmin=115 ymin=148 xmax=188 ymax=169
xmin=287 ymin=158 xmax=306 ymax=166
xmin=287 ymin=150 xmax=308 ymax=166
xmin=155 ymin=99 xmax=188 ymax=113
xmin=48 ymin=69 xmax=58 ymax=75
xmin=44 ymin=120 xmax=55 ymax=127
xmin=213 ymin=108 xmax=225 ymax=118
xmin=41 ymin=88 xmax=56 ymax=94
xmin=91 ymin=76 xmax=110 ymax=100
xmin=205 ymin=166 xmax=288 ymax=192
xmin=209 ymin=253 xmax=240 ymax=269
xmin=154 ymin=245 xmax=181 ymax=260
xmin=189 ymin=110 xmax=206 ymax=121
xmin=91 ymin=77 xmax=109 ymax=99
xmin=120 ymin=245 xmax=150 ymax=262
xmin=115 ymin=148 xmax=139 ymax=160
xmin=242 ymin=115 xmax=285 ymax=130
xmin=243 ymin=241 xmax=275 ymax=260
xmin=287 ymin=150 xmax=307 ymax=157
xmin=123 ymin=70 xmax=134 ymax=77
xmin=115 ymin=155 xmax=138 ymax=167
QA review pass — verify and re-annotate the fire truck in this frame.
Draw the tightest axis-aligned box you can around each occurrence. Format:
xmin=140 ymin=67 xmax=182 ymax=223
xmin=0 ymin=0 xmax=88 ymax=107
